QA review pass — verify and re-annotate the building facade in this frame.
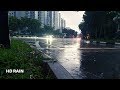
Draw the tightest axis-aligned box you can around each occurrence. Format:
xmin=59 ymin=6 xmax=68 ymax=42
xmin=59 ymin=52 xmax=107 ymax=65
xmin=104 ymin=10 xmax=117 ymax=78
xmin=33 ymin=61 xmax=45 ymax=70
xmin=38 ymin=11 xmax=48 ymax=28
xmin=9 ymin=11 xmax=36 ymax=19
xmin=15 ymin=11 xmax=26 ymax=19
xmin=47 ymin=11 xmax=54 ymax=27
xmin=30 ymin=11 xmax=35 ymax=19
xmin=53 ymin=11 xmax=59 ymax=30
xmin=8 ymin=11 xmax=16 ymax=17
xmin=35 ymin=11 xmax=38 ymax=20
xmin=61 ymin=18 xmax=64 ymax=29
xmin=63 ymin=19 xmax=66 ymax=29
xmin=58 ymin=13 xmax=61 ymax=29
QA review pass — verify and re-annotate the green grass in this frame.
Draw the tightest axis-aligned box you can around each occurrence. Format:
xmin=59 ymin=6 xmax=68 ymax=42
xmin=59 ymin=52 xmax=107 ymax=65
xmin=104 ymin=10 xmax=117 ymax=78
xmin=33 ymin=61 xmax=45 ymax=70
xmin=0 ymin=39 xmax=54 ymax=79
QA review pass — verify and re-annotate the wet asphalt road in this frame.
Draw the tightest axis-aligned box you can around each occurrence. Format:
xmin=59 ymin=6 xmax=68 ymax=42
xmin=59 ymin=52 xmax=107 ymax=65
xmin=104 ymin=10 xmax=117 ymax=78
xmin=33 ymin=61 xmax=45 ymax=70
xmin=17 ymin=37 xmax=120 ymax=79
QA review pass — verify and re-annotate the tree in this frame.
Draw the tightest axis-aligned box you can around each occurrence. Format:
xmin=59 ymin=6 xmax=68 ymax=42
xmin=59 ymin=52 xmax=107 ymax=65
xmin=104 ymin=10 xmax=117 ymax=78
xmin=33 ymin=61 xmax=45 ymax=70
xmin=43 ymin=25 xmax=54 ymax=35
xmin=62 ymin=28 xmax=78 ymax=38
xmin=9 ymin=17 xmax=42 ymax=35
xmin=79 ymin=11 xmax=118 ymax=40
xmin=8 ymin=16 xmax=20 ymax=32
xmin=26 ymin=18 xmax=41 ymax=35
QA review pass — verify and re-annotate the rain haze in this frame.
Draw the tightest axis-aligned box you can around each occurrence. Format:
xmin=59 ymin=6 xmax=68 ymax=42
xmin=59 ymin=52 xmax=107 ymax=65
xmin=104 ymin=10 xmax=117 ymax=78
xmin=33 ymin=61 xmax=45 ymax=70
xmin=59 ymin=11 xmax=85 ymax=34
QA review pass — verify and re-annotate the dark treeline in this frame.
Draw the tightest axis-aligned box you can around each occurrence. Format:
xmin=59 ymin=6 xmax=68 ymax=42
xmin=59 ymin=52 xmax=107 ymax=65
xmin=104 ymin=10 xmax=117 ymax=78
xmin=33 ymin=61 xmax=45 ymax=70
xmin=8 ymin=16 xmax=62 ymax=36
xmin=9 ymin=16 xmax=41 ymax=36
xmin=62 ymin=28 xmax=77 ymax=38
xmin=79 ymin=11 xmax=120 ymax=40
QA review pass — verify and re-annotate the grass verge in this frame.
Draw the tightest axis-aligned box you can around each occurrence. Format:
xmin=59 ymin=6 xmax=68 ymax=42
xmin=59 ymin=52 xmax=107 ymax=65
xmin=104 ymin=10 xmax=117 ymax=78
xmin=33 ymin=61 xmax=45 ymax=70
xmin=0 ymin=39 xmax=55 ymax=79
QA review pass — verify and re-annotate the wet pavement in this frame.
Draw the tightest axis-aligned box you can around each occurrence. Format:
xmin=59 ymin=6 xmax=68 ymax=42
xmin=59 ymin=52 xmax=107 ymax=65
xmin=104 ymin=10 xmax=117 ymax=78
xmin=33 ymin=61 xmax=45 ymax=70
xmin=17 ymin=37 xmax=120 ymax=79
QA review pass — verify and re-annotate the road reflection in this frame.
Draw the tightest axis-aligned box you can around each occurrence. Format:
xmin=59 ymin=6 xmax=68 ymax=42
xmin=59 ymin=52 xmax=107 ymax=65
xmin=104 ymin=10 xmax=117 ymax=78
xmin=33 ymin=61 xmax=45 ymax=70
xmin=17 ymin=37 xmax=120 ymax=79
xmin=57 ymin=38 xmax=82 ymax=79
xmin=40 ymin=38 xmax=120 ymax=79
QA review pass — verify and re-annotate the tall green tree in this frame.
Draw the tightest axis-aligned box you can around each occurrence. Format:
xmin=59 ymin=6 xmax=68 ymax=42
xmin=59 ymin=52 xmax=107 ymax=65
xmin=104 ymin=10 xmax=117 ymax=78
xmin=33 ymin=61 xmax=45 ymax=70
xmin=9 ymin=16 xmax=42 ymax=35
xmin=43 ymin=25 xmax=54 ymax=34
xmin=79 ymin=11 xmax=118 ymax=40
xmin=8 ymin=16 xmax=20 ymax=32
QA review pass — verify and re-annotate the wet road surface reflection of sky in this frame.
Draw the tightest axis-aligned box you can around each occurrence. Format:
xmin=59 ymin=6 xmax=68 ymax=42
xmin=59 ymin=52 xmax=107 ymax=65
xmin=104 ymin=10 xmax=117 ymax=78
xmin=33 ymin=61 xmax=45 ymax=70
xmin=18 ymin=37 xmax=120 ymax=79
xmin=38 ymin=38 xmax=120 ymax=79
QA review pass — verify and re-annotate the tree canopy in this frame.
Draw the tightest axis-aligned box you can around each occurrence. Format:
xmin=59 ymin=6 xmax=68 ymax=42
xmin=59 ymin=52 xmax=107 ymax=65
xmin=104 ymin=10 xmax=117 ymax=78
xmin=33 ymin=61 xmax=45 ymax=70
xmin=62 ymin=28 xmax=77 ymax=38
xmin=9 ymin=16 xmax=42 ymax=35
xmin=79 ymin=11 xmax=119 ymax=40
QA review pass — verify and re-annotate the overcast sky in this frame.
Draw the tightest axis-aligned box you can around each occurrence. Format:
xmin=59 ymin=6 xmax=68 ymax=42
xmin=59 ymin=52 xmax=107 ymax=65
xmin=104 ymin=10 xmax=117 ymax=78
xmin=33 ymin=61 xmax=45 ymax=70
xmin=59 ymin=11 xmax=85 ymax=34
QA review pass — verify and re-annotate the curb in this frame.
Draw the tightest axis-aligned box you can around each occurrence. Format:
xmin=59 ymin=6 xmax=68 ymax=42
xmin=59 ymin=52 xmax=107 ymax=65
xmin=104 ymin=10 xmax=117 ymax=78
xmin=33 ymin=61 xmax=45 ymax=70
xmin=29 ymin=41 xmax=74 ymax=79
xmin=46 ymin=61 xmax=74 ymax=79
xmin=37 ymin=41 xmax=74 ymax=79
xmin=85 ymin=40 xmax=120 ymax=45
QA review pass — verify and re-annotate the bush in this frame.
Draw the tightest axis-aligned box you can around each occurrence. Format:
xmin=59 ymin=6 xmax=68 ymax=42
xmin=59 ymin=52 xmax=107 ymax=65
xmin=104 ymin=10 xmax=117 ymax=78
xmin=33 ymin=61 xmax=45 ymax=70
xmin=0 ymin=39 xmax=53 ymax=79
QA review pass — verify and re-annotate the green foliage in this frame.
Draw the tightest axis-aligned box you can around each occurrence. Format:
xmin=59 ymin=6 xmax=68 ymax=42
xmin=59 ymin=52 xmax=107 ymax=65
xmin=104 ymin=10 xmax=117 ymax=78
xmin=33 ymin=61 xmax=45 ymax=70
xmin=62 ymin=28 xmax=78 ymax=38
xmin=43 ymin=25 xmax=54 ymax=34
xmin=79 ymin=11 xmax=118 ymax=40
xmin=0 ymin=39 xmax=54 ymax=79
xmin=9 ymin=16 xmax=42 ymax=35
xmin=8 ymin=16 xmax=59 ymax=36
xmin=8 ymin=16 xmax=20 ymax=32
xmin=9 ymin=16 xmax=76 ymax=37
xmin=20 ymin=17 xmax=41 ymax=35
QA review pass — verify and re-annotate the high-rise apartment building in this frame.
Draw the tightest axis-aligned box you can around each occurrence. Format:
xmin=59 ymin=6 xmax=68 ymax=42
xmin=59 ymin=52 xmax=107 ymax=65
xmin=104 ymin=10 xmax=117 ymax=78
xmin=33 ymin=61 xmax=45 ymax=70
xmin=8 ymin=11 xmax=16 ymax=17
xmin=53 ymin=11 xmax=59 ymax=30
xmin=61 ymin=18 xmax=64 ymax=29
xmin=30 ymin=11 xmax=35 ymax=19
xmin=8 ymin=11 xmax=36 ymax=19
xmin=61 ymin=18 xmax=66 ymax=29
xmin=58 ymin=13 xmax=61 ymax=29
xmin=63 ymin=19 xmax=66 ymax=29
xmin=35 ymin=11 xmax=38 ymax=20
xmin=47 ymin=11 xmax=54 ymax=27
xmin=15 ymin=11 xmax=26 ymax=19
xmin=38 ymin=11 xmax=48 ymax=28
